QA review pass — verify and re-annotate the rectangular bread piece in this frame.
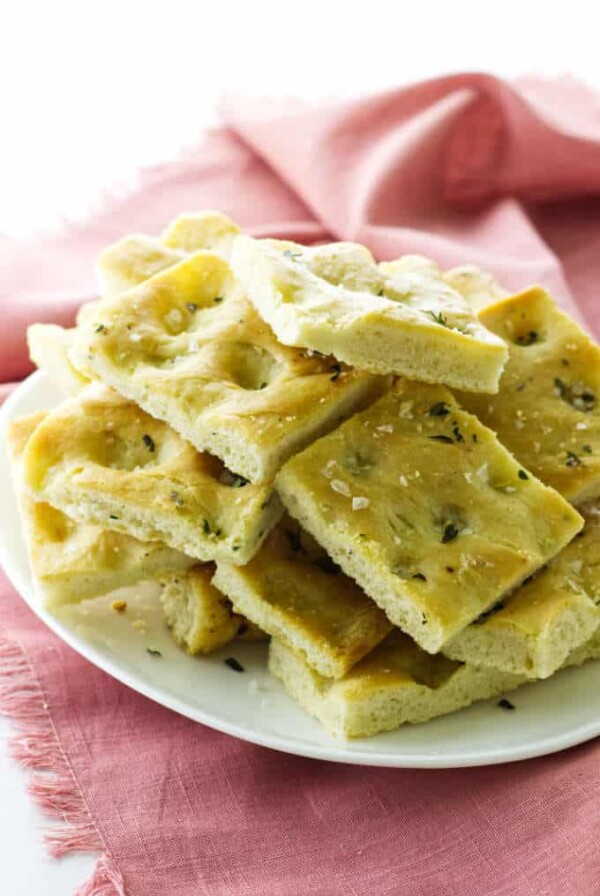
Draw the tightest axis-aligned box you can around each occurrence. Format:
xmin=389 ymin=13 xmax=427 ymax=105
xmin=213 ymin=518 xmax=392 ymax=679
xmin=6 ymin=412 xmax=195 ymax=606
xmin=231 ymin=237 xmax=508 ymax=392
xmin=457 ymin=287 xmax=600 ymax=505
xmin=444 ymin=506 xmax=600 ymax=678
xmin=21 ymin=386 xmax=282 ymax=565
xmin=70 ymin=251 xmax=385 ymax=483
xmin=276 ymin=380 xmax=583 ymax=653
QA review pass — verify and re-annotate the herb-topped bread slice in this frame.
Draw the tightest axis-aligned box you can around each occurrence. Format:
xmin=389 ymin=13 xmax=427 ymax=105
xmin=444 ymin=506 xmax=600 ymax=678
xmin=276 ymin=380 xmax=583 ymax=653
xmin=22 ymin=386 xmax=282 ymax=565
xmin=213 ymin=517 xmax=392 ymax=679
xmin=230 ymin=238 xmax=508 ymax=392
xmin=457 ymin=287 xmax=600 ymax=505
xmin=268 ymin=632 xmax=525 ymax=738
xmin=69 ymin=251 xmax=384 ymax=483
xmin=7 ymin=412 xmax=195 ymax=606
xmin=160 ymin=565 xmax=264 ymax=655
xmin=270 ymin=623 xmax=600 ymax=739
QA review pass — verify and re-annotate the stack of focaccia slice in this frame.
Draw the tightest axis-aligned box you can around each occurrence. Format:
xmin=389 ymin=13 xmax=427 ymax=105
xmin=9 ymin=209 xmax=600 ymax=738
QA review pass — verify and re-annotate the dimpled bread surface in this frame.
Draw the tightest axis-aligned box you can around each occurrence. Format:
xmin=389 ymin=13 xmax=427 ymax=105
xmin=69 ymin=252 xmax=385 ymax=483
xmin=7 ymin=412 xmax=195 ymax=606
xmin=276 ymin=379 xmax=583 ymax=653
xmin=230 ymin=237 xmax=508 ymax=392
xmin=21 ymin=385 xmax=282 ymax=564
xmin=213 ymin=517 xmax=392 ymax=679
xmin=457 ymin=287 xmax=600 ymax=505
xmin=160 ymin=564 xmax=264 ymax=655
xmin=444 ymin=506 xmax=600 ymax=678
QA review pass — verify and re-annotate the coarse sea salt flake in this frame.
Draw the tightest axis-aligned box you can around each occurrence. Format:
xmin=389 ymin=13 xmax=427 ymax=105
xmin=352 ymin=496 xmax=370 ymax=510
xmin=331 ymin=479 xmax=352 ymax=497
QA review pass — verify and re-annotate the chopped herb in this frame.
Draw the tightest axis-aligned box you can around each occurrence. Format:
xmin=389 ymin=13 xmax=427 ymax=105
xmin=412 ymin=572 xmax=427 ymax=582
xmin=427 ymin=310 xmax=449 ymax=328
xmin=230 ymin=475 xmax=249 ymax=488
xmin=452 ymin=421 xmax=464 ymax=443
xmin=497 ymin=698 xmax=515 ymax=711
xmin=215 ymin=528 xmax=222 ymax=537
xmin=232 ymin=545 xmax=240 ymax=552
xmin=170 ymin=491 xmax=185 ymax=507
xmin=284 ymin=526 xmax=305 ymax=554
xmin=330 ymin=363 xmax=342 ymax=382
xmin=377 ymin=288 xmax=385 ymax=296
xmin=583 ymin=444 xmax=593 ymax=454
xmin=516 ymin=330 xmax=538 ymax=346
xmin=428 ymin=402 xmax=450 ymax=417
xmin=186 ymin=302 xmax=198 ymax=313
xmin=146 ymin=648 xmax=162 ymax=657
xmin=313 ymin=556 xmax=341 ymax=575
xmin=516 ymin=383 xmax=526 ymax=392
xmin=109 ymin=514 xmax=119 ymax=520
xmin=442 ymin=523 xmax=460 ymax=543
xmin=446 ymin=566 xmax=455 ymax=573
xmin=260 ymin=382 xmax=268 ymax=389
xmin=472 ymin=433 xmax=478 ymax=443
xmin=554 ymin=378 xmax=596 ymax=412
xmin=213 ymin=296 xmax=224 ymax=303
xmin=428 ymin=435 xmax=454 ymax=444
xmin=203 ymin=519 xmax=212 ymax=535
xmin=518 ymin=470 xmax=529 ymax=480
xmin=282 ymin=249 xmax=303 ymax=261
xmin=566 ymin=451 xmax=582 ymax=468
xmin=95 ymin=323 xmax=107 ymax=333
xmin=142 ymin=434 xmax=155 ymax=453
xmin=224 ymin=657 xmax=244 ymax=673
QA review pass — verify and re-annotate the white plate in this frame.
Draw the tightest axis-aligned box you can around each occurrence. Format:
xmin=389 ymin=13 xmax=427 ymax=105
xmin=1 ymin=372 xmax=599 ymax=767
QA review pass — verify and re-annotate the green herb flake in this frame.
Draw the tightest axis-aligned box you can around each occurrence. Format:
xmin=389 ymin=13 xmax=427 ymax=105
xmin=146 ymin=648 xmax=162 ymax=657
xmin=554 ymin=378 xmax=597 ymax=412
xmin=230 ymin=475 xmax=249 ymax=488
xmin=142 ymin=434 xmax=155 ymax=453
xmin=260 ymin=382 xmax=268 ymax=389
xmin=497 ymin=698 xmax=516 ymax=711
xmin=583 ymin=444 xmax=593 ymax=454
xmin=472 ymin=433 xmax=479 ymax=443
xmin=109 ymin=514 xmax=120 ymax=520
xmin=452 ymin=421 xmax=464 ymax=443
xmin=202 ymin=519 xmax=212 ymax=535
xmin=170 ymin=491 xmax=185 ymax=507
xmin=428 ymin=402 xmax=450 ymax=417
xmin=566 ymin=451 xmax=582 ymax=468
xmin=412 ymin=572 xmax=427 ymax=582
xmin=442 ymin=523 xmax=460 ymax=544
xmin=95 ymin=323 xmax=107 ymax=334
xmin=330 ymin=363 xmax=342 ymax=382
xmin=516 ymin=330 xmax=538 ymax=346
xmin=427 ymin=310 xmax=450 ymax=328
xmin=224 ymin=657 xmax=244 ymax=673
xmin=213 ymin=296 xmax=224 ymax=304
xmin=428 ymin=435 xmax=454 ymax=444
xmin=282 ymin=249 xmax=303 ymax=261
xmin=518 ymin=470 xmax=529 ymax=480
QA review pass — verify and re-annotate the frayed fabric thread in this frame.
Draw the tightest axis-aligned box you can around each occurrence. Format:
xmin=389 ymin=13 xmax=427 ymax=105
xmin=0 ymin=634 xmax=126 ymax=895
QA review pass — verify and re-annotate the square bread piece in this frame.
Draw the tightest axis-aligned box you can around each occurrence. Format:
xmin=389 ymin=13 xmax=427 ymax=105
xmin=22 ymin=385 xmax=282 ymax=565
xmin=213 ymin=518 xmax=392 ymax=679
xmin=69 ymin=251 xmax=385 ymax=483
xmin=7 ymin=412 xmax=195 ymax=607
xmin=27 ymin=324 xmax=90 ymax=395
xmin=270 ymin=624 xmax=600 ymax=739
xmin=457 ymin=287 xmax=600 ymax=505
xmin=160 ymin=565 xmax=265 ymax=655
xmin=444 ymin=506 xmax=600 ymax=679
xmin=276 ymin=380 xmax=583 ymax=653
xmin=230 ymin=237 xmax=508 ymax=393
xmin=269 ymin=632 xmax=525 ymax=738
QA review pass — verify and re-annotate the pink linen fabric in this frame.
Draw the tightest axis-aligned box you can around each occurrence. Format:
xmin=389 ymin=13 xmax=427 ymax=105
xmin=1 ymin=73 xmax=600 ymax=896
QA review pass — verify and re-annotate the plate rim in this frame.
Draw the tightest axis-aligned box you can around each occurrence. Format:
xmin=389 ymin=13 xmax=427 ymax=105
xmin=1 ymin=371 xmax=599 ymax=768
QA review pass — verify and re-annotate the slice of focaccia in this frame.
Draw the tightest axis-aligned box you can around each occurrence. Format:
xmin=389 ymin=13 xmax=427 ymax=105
xmin=22 ymin=386 xmax=282 ymax=564
xmin=269 ymin=632 xmax=524 ymax=738
xmin=230 ymin=238 xmax=508 ymax=392
xmin=213 ymin=518 xmax=392 ymax=679
xmin=276 ymin=380 xmax=583 ymax=653
xmin=69 ymin=252 xmax=385 ymax=483
xmin=457 ymin=287 xmax=600 ymax=505
xmin=27 ymin=324 xmax=90 ymax=395
xmin=444 ymin=506 xmax=600 ymax=678
xmin=7 ymin=412 xmax=195 ymax=607
xmin=160 ymin=565 xmax=264 ymax=655
xmin=270 ymin=624 xmax=600 ymax=739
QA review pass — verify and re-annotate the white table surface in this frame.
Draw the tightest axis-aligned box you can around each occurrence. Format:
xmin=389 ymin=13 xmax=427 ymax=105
xmin=2 ymin=0 xmax=599 ymax=891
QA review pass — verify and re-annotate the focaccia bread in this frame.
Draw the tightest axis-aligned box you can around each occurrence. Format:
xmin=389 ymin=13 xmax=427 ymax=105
xmin=270 ymin=624 xmax=600 ymax=739
xmin=27 ymin=324 xmax=89 ymax=395
xmin=276 ymin=380 xmax=583 ymax=653
xmin=213 ymin=518 xmax=392 ymax=679
xmin=457 ymin=287 xmax=600 ymax=504
xmin=22 ymin=385 xmax=282 ymax=564
xmin=7 ymin=412 xmax=195 ymax=606
xmin=443 ymin=264 xmax=508 ymax=312
xmin=444 ymin=507 xmax=600 ymax=678
xmin=269 ymin=632 xmax=524 ymax=738
xmin=160 ymin=565 xmax=264 ymax=655
xmin=69 ymin=251 xmax=385 ymax=483
xmin=230 ymin=237 xmax=508 ymax=392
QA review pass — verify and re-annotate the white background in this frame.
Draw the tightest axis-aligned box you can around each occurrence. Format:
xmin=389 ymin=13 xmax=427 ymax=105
xmin=2 ymin=1 xmax=599 ymax=892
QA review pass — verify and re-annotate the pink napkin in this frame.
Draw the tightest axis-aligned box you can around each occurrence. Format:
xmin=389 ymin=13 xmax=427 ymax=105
xmin=2 ymin=73 xmax=600 ymax=896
